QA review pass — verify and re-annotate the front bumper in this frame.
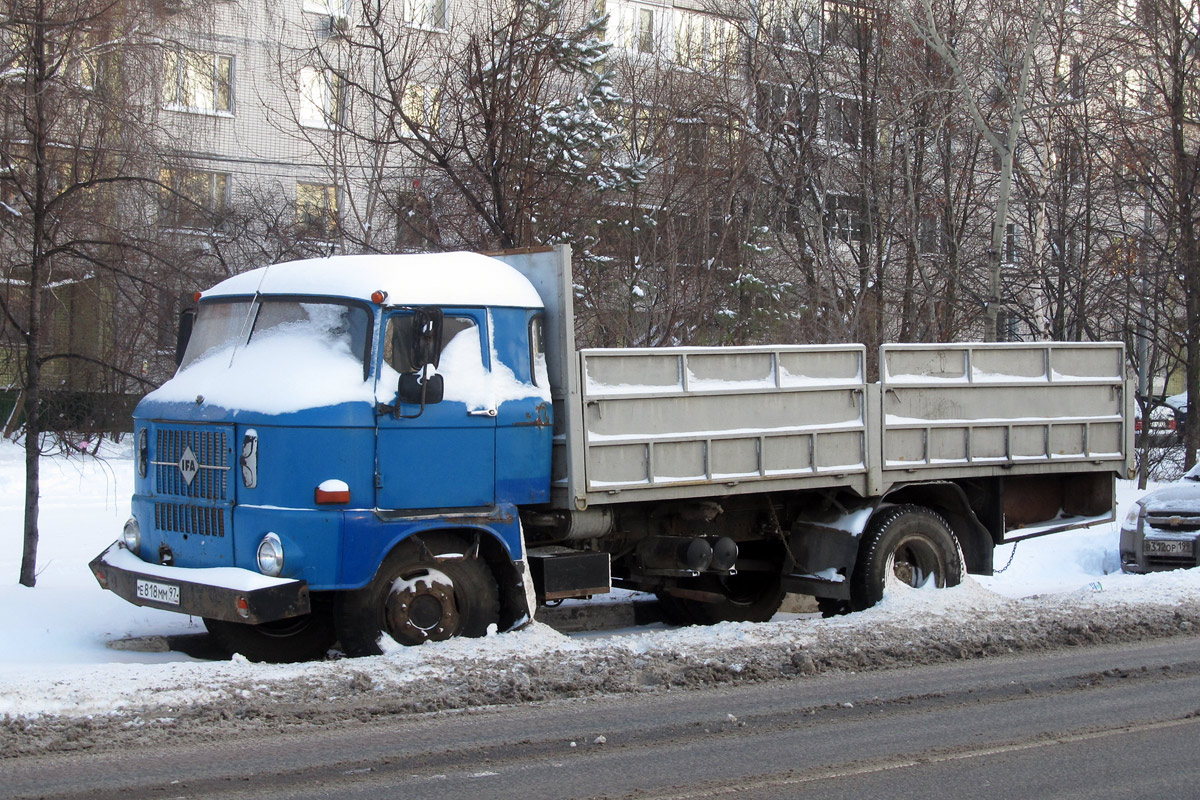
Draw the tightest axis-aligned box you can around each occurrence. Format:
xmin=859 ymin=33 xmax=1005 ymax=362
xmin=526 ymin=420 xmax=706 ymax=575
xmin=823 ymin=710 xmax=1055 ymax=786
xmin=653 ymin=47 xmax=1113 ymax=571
xmin=1119 ymin=528 xmax=1200 ymax=574
xmin=89 ymin=542 xmax=311 ymax=624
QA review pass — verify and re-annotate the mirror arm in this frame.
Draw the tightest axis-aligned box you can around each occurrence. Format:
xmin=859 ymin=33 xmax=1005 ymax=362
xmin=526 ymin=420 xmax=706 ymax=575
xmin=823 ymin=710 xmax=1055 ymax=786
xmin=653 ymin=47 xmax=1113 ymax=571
xmin=394 ymin=365 xmax=432 ymax=420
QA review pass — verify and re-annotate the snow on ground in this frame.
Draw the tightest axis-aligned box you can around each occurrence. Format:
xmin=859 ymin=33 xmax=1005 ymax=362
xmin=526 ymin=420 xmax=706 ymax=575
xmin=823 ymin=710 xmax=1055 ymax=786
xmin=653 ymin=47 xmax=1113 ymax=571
xmin=1 ymin=437 xmax=1198 ymax=724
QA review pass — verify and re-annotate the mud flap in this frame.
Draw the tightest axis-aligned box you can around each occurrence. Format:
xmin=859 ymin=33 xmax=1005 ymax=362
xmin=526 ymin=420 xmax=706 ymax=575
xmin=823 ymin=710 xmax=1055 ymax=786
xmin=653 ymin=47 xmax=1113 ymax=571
xmin=507 ymin=521 xmax=538 ymax=631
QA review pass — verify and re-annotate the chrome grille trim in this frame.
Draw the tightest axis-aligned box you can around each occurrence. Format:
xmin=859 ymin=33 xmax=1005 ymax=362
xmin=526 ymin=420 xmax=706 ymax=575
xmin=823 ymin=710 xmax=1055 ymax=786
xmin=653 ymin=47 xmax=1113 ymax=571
xmin=154 ymin=426 xmax=231 ymax=500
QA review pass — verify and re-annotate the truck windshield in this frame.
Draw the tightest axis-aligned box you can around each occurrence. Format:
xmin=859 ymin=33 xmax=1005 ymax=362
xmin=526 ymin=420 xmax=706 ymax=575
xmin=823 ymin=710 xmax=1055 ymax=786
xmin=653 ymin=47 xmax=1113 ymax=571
xmin=180 ymin=298 xmax=371 ymax=373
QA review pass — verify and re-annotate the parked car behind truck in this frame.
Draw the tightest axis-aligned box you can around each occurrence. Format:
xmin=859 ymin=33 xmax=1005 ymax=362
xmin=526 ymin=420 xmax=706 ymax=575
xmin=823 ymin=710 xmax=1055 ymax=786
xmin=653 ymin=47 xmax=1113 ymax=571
xmin=90 ymin=247 xmax=1133 ymax=661
xmin=1121 ymin=463 xmax=1200 ymax=573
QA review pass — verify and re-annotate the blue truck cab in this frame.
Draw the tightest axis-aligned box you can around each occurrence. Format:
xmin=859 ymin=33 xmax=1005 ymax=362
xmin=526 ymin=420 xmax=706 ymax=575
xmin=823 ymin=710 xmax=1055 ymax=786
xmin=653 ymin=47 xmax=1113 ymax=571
xmin=91 ymin=251 xmax=554 ymax=660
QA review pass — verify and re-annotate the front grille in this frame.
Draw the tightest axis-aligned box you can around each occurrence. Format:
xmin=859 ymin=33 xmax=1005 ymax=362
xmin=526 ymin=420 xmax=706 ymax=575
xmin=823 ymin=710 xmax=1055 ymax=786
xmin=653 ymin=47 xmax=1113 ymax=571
xmin=154 ymin=502 xmax=227 ymax=537
xmin=1145 ymin=513 xmax=1200 ymax=533
xmin=154 ymin=426 xmax=232 ymax=500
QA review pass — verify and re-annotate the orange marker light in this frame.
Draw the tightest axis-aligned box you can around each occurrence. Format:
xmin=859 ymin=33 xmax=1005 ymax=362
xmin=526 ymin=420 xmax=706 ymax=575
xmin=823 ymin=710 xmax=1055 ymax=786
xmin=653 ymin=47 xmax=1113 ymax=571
xmin=315 ymin=484 xmax=351 ymax=505
xmin=371 ymin=290 xmax=388 ymax=304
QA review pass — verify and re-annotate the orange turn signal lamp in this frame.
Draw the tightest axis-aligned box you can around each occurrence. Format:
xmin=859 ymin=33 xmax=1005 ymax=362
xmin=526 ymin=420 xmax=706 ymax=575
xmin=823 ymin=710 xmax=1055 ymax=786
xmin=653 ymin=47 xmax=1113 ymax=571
xmin=315 ymin=485 xmax=351 ymax=505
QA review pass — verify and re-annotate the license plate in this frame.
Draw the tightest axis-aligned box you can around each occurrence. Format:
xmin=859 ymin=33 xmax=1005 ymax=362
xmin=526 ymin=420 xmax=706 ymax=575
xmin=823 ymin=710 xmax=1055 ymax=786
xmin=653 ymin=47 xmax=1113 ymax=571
xmin=136 ymin=579 xmax=180 ymax=605
xmin=1145 ymin=539 xmax=1195 ymax=556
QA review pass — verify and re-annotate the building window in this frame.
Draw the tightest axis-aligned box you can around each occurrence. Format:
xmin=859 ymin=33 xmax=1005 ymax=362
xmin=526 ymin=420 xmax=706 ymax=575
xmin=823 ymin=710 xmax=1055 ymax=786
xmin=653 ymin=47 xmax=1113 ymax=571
xmin=825 ymin=95 xmax=864 ymax=147
xmin=674 ymin=11 xmax=736 ymax=71
xmin=297 ymin=182 xmax=338 ymax=239
xmin=823 ymin=0 xmax=874 ymax=50
xmin=299 ymin=66 xmax=344 ymax=129
xmin=592 ymin=0 xmax=608 ymax=40
xmin=763 ymin=0 xmax=819 ymax=48
xmin=918 ymin=215 xmax=943 ymax=254
xmin=638 ymin=8 xmax=655 ymax=53
xmin=159 ymin=169 xmax=229 ymax=229
xmin=1056 ymin=53 xmax=1084 ymax=99
xmin=617 ymin=103 xmax=659 ymax=158
xmin=757 ymin=84 xmax=819 ymax=137
xmin=1119 ymin=68 xmax=1153 ymax=110
xmin=164 ymin=50 xmax=233 ymax=114
xmin=1054 ymin=138 xmax=1084 ymax=185
xmin=1003 ymin=222 xmax=1019 ymax=264
xmin=72 ymin=33 xmax=100 ymax=91
xmin=616 ymin=5 xmax=661 ymax=55
xmin=825 ymin=194 xmax=865 ymax=243
xmin=303 ymin=0 xmax=349 ymax=15
xmin=675 ymin=119 xmax=709 ymax=166
xmin=401 ymin=0 xmax=446 ymax=29
xmin=400 ymin=83 xmax=440 ymax=136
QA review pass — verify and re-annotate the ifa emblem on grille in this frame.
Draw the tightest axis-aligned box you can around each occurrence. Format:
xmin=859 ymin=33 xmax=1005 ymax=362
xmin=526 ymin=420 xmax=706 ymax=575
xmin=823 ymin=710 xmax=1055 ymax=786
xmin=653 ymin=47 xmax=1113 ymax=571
xmin=178 ymin=445 xmax=199 ymax=486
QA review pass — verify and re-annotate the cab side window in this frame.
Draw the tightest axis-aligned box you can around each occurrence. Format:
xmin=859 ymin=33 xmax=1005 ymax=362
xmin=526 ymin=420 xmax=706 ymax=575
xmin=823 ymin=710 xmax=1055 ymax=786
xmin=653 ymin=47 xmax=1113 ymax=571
xmin=384 ymin=314 xmax=479 ymax=373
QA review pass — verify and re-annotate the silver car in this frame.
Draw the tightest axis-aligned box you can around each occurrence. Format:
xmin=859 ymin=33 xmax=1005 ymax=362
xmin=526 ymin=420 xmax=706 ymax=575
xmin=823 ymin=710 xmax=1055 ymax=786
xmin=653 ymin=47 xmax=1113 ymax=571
xmin=1120 ymin=464 xmax=1200 ymax=573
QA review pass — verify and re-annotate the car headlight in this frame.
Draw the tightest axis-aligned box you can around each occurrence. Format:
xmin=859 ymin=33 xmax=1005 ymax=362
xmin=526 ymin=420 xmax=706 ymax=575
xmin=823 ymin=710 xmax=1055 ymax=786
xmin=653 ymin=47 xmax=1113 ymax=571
xmin=1121 ymin=503 xmax=1142 ymax=531
xmin=122 ymin=517 xmax=141 ymax=552
xmin=256 ymin=532 xmax=284 ymax=577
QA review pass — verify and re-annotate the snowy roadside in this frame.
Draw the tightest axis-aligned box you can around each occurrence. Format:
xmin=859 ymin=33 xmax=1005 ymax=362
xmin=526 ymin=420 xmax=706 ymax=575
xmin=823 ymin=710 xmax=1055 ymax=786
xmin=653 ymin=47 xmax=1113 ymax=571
xmin=2 ymin=438 xmax=1199 ymax=751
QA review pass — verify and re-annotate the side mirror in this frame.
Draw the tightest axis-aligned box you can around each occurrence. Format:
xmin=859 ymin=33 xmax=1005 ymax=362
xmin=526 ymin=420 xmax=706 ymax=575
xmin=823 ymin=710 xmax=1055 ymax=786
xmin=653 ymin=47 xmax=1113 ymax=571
xmin=175 ymin=308 xmax=197 ymax=367
xmin=397 ymin=372 xmax=444 ymax=408
xmin=410 ymin=308 xmax=444 ymax=370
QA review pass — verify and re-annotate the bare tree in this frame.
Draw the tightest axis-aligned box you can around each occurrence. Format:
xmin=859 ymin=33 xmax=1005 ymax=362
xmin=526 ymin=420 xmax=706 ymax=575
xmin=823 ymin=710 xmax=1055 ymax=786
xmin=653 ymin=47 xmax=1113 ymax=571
xmin=0 ymin=0 xmax=172 ymax=585
xmin=1104 ymin=0 xmax=1200 ymax=469
xmin=288 ymin=0 xmax=639 ymax=256
xmin=905 ymin=0 xmax=1051 ymax=340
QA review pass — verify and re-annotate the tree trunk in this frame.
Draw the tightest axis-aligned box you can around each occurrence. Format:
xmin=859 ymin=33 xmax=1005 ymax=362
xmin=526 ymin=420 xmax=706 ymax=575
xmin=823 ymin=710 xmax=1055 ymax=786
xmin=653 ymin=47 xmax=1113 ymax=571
xmin=19 ymin=7 xmax=48 ymax=588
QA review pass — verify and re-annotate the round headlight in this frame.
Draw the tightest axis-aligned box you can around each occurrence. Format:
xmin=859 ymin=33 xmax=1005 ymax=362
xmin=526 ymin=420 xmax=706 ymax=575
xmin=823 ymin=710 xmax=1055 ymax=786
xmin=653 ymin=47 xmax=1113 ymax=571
xmin=256 ymin=532 xmax=284 ymax=577
xmin=122 ymin=517 xmax=141 ymax=552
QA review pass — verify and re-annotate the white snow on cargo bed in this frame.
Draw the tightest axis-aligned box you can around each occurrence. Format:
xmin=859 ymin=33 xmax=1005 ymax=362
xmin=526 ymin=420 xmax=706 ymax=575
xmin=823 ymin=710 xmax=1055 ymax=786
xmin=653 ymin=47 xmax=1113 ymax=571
xmin=204 ymin=252 xmax=544 ymax=309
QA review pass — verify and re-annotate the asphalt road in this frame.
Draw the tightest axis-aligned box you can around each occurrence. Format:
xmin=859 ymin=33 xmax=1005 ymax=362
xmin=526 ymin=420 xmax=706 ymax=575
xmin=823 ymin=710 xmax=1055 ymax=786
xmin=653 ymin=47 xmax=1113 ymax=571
xmin=5 ymin=634 xmax=1200 ymax=800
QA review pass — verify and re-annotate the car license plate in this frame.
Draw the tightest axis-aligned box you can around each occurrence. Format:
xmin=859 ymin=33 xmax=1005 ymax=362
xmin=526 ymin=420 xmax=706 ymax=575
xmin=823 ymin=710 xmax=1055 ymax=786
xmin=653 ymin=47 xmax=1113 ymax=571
xmin=1145 ymin=539 xmax=1194 ymax=556
xmin=136 ymin=579 xmax=180 ymax=605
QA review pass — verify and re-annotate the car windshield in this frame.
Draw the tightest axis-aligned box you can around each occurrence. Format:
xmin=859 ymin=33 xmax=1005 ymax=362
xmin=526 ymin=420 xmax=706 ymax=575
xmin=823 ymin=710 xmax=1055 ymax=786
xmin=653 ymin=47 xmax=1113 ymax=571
xmin=180 ymin=298 xmax=371 ymax=373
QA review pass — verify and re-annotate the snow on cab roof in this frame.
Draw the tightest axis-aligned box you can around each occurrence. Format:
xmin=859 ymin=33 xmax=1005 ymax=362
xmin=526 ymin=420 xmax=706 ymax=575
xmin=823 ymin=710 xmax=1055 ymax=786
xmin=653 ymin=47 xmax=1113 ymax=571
xmin=202 ymin=252 xmax=545 ymax=309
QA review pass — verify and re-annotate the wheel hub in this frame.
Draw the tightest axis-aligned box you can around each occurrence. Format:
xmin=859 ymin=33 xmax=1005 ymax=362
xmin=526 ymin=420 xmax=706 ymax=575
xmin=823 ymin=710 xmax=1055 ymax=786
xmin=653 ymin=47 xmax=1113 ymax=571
xmin=385 ymin=569 xmax=460 ymax=643
xmin=891 ymin=536 xmax=944 ymax=588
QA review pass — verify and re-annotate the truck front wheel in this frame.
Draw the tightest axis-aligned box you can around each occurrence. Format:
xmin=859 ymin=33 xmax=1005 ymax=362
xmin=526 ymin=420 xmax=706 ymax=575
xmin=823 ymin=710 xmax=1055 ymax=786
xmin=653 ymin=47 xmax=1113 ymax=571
xmin=335 ymin=533 xmax=500 ymax=657
xmin=203 ymin=606 xmax=336 ymax=664
xmin=850 ymin=504 xmax=963 ymax=611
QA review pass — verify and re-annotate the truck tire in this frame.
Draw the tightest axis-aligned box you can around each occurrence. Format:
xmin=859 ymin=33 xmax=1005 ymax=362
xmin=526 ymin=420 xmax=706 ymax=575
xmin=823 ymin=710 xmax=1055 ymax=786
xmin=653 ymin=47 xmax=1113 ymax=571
xmin=203 ymin=607 xmax=336 ymax=664
xmin=657 ymin=574 xmax=785 ymax=625
xmin=850 ymin=504 xmax=963 ymax=611
xmin=335 ymin=533 xmax=500 ymax=657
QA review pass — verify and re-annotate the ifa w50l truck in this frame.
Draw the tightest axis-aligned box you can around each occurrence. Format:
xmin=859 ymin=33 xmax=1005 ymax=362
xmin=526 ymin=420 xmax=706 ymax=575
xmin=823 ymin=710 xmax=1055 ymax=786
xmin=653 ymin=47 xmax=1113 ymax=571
xmin=91 ymin=246 xmax=1133 ymax=662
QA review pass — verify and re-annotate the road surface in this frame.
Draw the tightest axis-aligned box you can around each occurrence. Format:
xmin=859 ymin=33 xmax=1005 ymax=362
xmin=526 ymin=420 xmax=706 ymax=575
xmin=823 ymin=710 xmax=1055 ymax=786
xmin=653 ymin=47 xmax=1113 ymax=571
xmin=4 ymin=634 xmax=1198 ymax=799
